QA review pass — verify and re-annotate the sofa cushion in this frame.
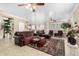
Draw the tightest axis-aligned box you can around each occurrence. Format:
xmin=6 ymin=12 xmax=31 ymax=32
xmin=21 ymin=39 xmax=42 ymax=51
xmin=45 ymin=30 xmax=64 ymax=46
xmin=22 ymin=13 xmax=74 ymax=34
xmin=24 ymin=36 xmax=34 ymax=45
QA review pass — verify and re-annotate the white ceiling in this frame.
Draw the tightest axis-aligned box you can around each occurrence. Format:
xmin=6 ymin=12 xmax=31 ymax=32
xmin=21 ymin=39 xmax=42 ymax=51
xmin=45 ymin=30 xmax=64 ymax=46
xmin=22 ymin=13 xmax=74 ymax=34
xmin=0 ymin=3 xmax=76 ymax=24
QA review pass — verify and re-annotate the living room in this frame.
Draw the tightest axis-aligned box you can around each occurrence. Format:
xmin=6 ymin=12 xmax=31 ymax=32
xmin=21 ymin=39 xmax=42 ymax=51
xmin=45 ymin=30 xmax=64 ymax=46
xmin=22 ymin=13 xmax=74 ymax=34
xmin=0 ymin=3 xmax=79 ymax=56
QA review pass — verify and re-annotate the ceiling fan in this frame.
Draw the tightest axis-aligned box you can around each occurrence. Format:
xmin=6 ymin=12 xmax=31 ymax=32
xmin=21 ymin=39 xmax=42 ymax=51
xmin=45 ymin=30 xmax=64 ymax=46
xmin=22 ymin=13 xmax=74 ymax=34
xmin=18 ymin=3 xmax=45 ymax=12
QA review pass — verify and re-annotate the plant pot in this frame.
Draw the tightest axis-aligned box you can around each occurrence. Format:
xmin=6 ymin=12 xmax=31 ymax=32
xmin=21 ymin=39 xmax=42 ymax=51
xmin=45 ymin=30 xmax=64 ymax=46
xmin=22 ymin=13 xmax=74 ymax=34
xmin=68 ymin=37 xmax=76 ymax=45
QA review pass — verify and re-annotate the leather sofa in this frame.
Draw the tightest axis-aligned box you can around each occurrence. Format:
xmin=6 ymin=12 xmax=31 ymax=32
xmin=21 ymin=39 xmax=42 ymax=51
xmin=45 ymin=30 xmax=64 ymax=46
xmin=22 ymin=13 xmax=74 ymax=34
xmin=14 ymin=31 xmax=34 ymax=46
xmin=54 ymin=30 xmax=63 ymax=37
xmin=57 ymin=30 xmax=63 ymax=37
xmin=14 ymin=31 xmax=47 ymax=47
xmin=49 ymin=30 xmax=53 ymax=36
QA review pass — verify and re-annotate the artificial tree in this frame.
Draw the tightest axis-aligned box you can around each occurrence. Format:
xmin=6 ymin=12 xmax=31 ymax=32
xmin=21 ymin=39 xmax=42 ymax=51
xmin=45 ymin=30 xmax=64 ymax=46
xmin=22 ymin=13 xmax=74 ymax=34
xmin=3 ymin=18 xmax=12 ymax=38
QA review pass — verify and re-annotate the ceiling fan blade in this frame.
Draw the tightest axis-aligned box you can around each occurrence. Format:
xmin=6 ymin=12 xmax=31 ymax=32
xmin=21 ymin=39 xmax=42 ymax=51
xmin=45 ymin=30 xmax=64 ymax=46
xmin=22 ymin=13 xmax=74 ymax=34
xmin=36 ymin=3 xmax=45 ymax=6
xmin=18 ymin=3 xmax=45 ymax=6
xmin=18 ymin=4 xmax=27 ymax=6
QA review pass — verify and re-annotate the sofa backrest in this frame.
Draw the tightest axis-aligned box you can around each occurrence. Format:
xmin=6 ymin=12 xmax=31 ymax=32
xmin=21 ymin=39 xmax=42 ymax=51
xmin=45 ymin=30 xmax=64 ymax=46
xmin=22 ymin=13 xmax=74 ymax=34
xmin=14 ymin=31 xmax=34 ymax=37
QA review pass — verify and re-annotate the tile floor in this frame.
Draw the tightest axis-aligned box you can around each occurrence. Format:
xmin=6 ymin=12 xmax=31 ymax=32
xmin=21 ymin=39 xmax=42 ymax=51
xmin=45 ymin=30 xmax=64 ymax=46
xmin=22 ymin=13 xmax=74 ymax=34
xmin=0 ymin=38 xmax=51 ymax=56
xmin=0 ymin=37 xmax=79 ymax=56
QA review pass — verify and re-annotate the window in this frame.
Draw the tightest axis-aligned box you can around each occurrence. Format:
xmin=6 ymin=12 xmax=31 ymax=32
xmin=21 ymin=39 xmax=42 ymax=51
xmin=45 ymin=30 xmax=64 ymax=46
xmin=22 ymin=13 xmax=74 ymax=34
xmin=39 ymin=25 xmax=44 ymax=30
xmin=19 ymin=22 xmax=25 ymax=31
xmin=32 ymin=25 xmax=35 ymax=30
xmin=31 ymin=25 xmax=44 ymax=30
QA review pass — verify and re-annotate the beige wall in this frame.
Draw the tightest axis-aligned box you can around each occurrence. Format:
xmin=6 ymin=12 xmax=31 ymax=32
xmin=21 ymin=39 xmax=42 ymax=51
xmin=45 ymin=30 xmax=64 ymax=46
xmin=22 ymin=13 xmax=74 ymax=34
xmin=0 ymin=16 xmax=4 ymax=39
xmin=13 ymin=18 xmax=19 ymax=33
xmin=74 ymin=5 xmax=79 ymax=24
xmin=74 ymin=4 xmax=79 ymax=47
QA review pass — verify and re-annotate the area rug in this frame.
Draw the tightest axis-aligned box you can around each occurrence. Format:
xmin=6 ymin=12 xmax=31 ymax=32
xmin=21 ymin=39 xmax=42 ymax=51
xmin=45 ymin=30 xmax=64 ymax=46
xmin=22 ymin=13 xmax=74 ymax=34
xmin=28 ymin=39 xmax=65 ymax=56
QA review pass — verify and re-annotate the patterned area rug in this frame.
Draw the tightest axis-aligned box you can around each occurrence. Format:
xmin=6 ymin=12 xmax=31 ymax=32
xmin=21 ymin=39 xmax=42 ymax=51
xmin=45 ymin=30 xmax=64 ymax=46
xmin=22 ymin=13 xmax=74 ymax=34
xmin=28 ymin=39 xmax=65 ymax=56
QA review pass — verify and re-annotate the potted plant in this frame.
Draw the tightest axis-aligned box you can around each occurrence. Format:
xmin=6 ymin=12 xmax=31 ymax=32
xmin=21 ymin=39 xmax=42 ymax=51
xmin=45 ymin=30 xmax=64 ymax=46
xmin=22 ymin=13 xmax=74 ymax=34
xmin=67 ymin=29 xmax=77 ymax=45
xmin=61 ymin=23 xmax=71 ymax=32
xmin=3 ymin=18 xmax=12 ymax=38
xmin=61 ymin=22 xmax=77 ymax=45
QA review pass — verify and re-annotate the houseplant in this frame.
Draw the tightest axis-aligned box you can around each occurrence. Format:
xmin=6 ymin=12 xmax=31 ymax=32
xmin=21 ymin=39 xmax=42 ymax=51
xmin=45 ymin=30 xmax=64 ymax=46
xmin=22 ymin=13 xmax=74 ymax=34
xmin=61 ymin=22 xmax=77 ymax=45
xmin=61 ymin=22 xmax=71 ymax=32
xmin=3 ymin=18 xmax=12 ymax=38
xmin=66 ymin=29 xmax=77 ymax=45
